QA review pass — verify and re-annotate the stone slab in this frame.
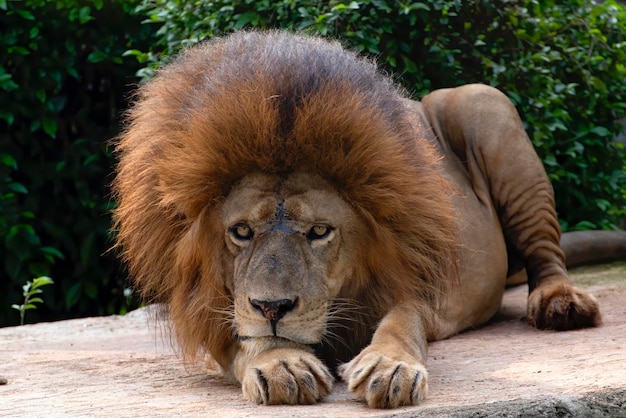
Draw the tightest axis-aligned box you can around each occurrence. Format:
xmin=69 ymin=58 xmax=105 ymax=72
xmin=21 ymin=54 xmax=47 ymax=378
xmin=1 ymin=263 xmax=625 ymax=417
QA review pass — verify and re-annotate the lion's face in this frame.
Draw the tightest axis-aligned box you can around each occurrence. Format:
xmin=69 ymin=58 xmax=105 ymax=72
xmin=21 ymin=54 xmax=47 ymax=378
xmin=220 ymin=171 xmax=365 ymax=346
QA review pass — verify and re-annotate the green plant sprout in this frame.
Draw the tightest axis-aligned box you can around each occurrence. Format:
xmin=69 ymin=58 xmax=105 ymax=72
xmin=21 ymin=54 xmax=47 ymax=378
xmin=11 ymin=276 xmax=54 ymax=325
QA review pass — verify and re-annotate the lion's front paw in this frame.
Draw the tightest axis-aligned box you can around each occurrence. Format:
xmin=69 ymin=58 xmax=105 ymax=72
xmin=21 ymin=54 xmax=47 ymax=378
xmin=528 ymin=279 xmax=601 ymax=330
xmin=242 ymin=350 xmax=334 ymax=405
xmin=339 ymin=349 xmax=428 ymax=408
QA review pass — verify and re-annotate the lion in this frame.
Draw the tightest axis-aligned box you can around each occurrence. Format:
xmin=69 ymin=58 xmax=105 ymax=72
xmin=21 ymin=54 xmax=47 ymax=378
xmin=112 ymin=31 xmax=624 ymax=409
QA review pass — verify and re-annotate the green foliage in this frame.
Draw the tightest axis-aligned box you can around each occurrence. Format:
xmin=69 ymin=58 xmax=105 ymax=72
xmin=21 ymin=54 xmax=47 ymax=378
xmin=0 ymin=0 xmax=155 ymax=326
xmin=132 ymin=0 xmax=626 ymax=230
xmin=11 ymin=276 xmax=54 ymax=325
xmin=1 ymin=0 xmax=623 ymax=326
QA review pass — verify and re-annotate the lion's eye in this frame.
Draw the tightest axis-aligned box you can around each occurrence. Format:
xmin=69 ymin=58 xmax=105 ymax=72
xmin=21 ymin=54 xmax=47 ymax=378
xmin=230 ymin=223 xmax=253 ymax=241
xmin=307 ymin=225 xmax=332 ymax=241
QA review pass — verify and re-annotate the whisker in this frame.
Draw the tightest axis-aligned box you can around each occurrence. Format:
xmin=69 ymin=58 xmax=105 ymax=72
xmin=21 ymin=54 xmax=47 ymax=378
xmin=320 ymin=328 xmax=352 ymax=353
xmin=321 ymin=297 xmax=373 ymax=354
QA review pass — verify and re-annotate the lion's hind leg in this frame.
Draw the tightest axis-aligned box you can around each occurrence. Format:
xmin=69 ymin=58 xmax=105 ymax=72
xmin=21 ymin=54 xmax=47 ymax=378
xmin=421 ymin=83 xmax=601 ymax=332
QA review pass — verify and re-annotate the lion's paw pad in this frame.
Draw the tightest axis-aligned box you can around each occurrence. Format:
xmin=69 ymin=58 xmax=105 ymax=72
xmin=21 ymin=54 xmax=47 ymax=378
xmin=242 ymin=356 xmax=333 ymax=405
xmin=339 ymin=353 xmax=428 ymax=408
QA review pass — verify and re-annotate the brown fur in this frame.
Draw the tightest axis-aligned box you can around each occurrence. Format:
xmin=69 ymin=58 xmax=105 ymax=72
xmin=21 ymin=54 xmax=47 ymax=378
xmin=113 ymin=31 xmax=458 ymax=370
xmin=113 ymin=30 xmax=605 ymax=408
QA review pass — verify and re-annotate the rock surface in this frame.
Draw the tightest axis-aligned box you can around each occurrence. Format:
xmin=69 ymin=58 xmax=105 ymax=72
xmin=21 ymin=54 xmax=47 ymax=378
xmin=1 ymin=263 xmax=625 ymax=417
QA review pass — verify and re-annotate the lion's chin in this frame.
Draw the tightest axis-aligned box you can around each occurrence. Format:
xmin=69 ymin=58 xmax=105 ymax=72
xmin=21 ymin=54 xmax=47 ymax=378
xmin=238 ymin=335 xmax=318 ymax=354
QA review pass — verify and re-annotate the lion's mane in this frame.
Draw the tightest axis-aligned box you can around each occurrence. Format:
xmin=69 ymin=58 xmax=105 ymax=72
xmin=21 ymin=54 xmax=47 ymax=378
xmin=113 ymin=31 xmax=458 ymax=369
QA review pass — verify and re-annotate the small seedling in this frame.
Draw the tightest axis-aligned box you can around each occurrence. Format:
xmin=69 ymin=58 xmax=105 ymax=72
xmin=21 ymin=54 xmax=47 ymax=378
xmin=11 ymin=276 xmax=54 ymax=325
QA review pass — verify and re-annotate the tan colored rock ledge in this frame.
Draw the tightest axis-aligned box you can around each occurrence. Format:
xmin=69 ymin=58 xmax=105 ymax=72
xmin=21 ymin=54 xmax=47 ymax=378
xmin=1 ymin=263 xmax=625 ymax=417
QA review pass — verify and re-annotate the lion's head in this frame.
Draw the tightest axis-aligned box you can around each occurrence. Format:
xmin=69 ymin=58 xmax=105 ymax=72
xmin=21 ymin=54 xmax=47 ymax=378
xmin=222 ymin=171 xmax=366 ymax=348
xmin=113 ymin=30 xmax=458 ymax=373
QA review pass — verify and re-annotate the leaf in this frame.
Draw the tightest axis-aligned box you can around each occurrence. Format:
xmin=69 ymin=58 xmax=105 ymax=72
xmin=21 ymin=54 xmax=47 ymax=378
xmin=10 ymin=304 xmax=22 ymax=311
xmin=30 ymin=120 xmax=41 ymax=132
xmin=1 ymin=154 xmax=17 ymax=169
xmin=32 ymin=276 xmax=54 ymax=288
xmin=43 ymin=119 xmax=57 ymax=138
xmin=17 ymin=10 xmax=35 ymax=20
xmin=29 ymin=297 xmax=44 ymax=304
xmin=232 ymin=11 xmax=259 ymax=29
xmin=41 ymin=246 xmax=65 ymax=260
xmin=87 ymin=51 xmax=108 ymax=63
xmin=80 ymin=233 xmax=95 ymax=265
xmin=571 ymin=220 xmax=598 ymax=231
xmin=6 ymin=224 xmax=35 ymax=243
xmin=8 ymin=46 xmax=29 ymax=56
xmin=5 ymin=255 xmax=22 ymax=280
xmin=82 ymin=154 xmax=98 ymax=167
xmin=65 ymin=282 xmax=82 ymax=309
xmin=47 ymin=96 xmax=67 ymax=113
xmin=331 ymin=2 xmax=360 ymax=12
xmin=67 ymin=66 xmax=79 ymax=79
xmin=590 ymin=126 xmax=611 ymax=137
xmin=78 ymin=6 xmax=93 ymax=24
xmin=122 ymin=49 xmax=144 ymax=57
xmin=84 ymin=281 xmax=98 ymax=300
xmin=0 ymin=111 xmax=15 ymax=124
xmin=412 ymin=2 xmax=431 ymax=11
xmin=8 ymin=183 xmax=28 ymax=194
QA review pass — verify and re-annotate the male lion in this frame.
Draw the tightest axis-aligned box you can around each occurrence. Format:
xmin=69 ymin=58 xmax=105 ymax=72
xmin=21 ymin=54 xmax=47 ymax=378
xmin=113 ymin=31 xmax=613 ymax=408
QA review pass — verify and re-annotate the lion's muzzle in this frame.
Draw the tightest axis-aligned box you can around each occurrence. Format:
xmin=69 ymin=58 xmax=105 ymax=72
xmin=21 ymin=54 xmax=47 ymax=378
xmin=249 ymin=297 xmax=299 ymax=335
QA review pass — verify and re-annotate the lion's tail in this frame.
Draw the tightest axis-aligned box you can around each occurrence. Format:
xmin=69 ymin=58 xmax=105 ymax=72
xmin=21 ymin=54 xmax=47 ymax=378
xmin=561 ymin=230 xmax=626 ymax=268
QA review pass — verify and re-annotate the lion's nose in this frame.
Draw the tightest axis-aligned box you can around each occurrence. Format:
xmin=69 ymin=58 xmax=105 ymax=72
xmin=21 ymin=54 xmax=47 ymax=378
xmin=249 ymin=297 xmax=298 ymax=322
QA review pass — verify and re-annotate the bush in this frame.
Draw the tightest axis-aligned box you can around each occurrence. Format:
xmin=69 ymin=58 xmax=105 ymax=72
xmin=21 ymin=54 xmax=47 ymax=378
xmin=0 ymin=0 xmax=155 ymax=326
xmin=2 ymin=0 xmax=623 ymax=326
xmin=132 ymin=0 xmax=626 ymax=230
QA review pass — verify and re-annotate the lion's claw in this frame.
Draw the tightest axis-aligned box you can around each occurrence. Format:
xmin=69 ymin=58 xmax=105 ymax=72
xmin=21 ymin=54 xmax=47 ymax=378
xmin=339 ymin=351 xmax=428 ymax=408
xmin=242 ymin=353 xmax=333 ymax=405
